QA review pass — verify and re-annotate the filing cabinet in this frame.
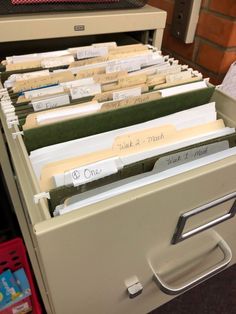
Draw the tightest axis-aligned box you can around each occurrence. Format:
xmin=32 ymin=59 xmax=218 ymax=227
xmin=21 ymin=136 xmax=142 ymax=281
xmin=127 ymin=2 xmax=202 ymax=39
xmin=1 ymin=88 xmax=236 ymax=314
xmin=1 ymin=5 xmax=236 ymax=314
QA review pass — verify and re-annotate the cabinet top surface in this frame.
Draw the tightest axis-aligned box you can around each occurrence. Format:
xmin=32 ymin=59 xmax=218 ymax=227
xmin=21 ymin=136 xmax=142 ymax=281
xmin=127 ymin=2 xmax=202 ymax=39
xmin=0 ymin=5 xmax=166 ymax=43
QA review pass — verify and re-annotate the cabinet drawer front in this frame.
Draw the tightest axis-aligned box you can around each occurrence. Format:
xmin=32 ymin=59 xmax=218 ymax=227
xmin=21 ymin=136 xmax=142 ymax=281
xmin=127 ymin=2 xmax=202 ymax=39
xmin=35 ymin=156 xmax=236 ymax=314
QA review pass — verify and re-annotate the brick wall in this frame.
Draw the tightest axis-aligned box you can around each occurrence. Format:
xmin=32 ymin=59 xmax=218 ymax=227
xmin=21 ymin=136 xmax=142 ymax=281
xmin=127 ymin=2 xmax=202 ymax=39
xmin=148 ymin=0 xmax=236 ymax=84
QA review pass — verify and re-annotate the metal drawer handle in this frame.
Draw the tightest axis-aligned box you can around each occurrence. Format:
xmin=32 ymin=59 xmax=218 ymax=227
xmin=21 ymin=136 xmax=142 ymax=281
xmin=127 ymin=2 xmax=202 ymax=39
xmin=150 ymin=239 xmax=232 ymax=295
xmin=172 ymin=192 xmax=236 ymax=244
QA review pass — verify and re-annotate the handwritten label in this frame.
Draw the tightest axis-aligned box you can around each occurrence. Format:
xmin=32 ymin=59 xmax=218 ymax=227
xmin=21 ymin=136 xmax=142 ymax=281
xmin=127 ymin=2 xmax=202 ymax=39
xmin=113 ymin=125 xmax=175 ymax=155
xmin=41 ymin=55 xmax=74 ymax=68
xmin=32 ymin=94 xmax=70 ymax=112
xmin=77 ymin=47 xmax=108 ymax=60
xmin=166 ymin=70 xmax=192 ymax=84
xmin=113 ymin=87 xmax=142 ymax=101
xmin=13 ymin=71 xmax=74 ymax=93
xmin=101 ymin=91 xmax=161 ymax=111
xmin=66 ymin=158 xmax=120 ymax=187
xmin=95 ymin=84 xmax=147 ymax=103
xmin=24 ymin=85 xmax=65 ymax=100
xmin=70 ymin=83 xmax=101 ymax=100
xmin=106 ymin=60 xmax=141 ymax=73
xmin=154 ymin=141 xmax=229 ymax=173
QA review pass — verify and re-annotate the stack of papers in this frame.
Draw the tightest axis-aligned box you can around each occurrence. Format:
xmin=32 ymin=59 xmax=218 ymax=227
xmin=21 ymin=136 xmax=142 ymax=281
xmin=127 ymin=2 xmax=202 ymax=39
xmin=28 ymin=102 xmax=235 ymax=193
xmin=0 ymin=42 xmax=204 ymax=130
xmin=55 ymin=146 xmax=236 ymax=216
xmin=1 ymin=41 xmax=235 ymax=217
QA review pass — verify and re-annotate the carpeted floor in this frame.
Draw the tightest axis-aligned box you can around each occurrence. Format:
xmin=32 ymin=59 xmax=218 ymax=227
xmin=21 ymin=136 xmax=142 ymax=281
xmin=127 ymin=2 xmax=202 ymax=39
xmin=150 ymin=265 xmax=236 ymax=314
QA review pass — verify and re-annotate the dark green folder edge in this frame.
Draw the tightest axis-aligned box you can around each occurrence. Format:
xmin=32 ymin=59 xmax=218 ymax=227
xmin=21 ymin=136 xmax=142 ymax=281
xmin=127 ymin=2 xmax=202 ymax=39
xmin=48 ymin=132 xmax=236 ymax=215
xmin=24 ymin=86 xmax=215 ymax=152
xmin=11 ymin=80 xmax=203 ymax=125
xmin=14 ymin=80 xmax=202 ymax=126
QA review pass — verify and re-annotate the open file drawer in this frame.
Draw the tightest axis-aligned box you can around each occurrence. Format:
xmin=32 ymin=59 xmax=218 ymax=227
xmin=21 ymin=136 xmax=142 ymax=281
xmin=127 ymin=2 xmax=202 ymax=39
xmin=1 ymin=89 xmax=236 ymax=314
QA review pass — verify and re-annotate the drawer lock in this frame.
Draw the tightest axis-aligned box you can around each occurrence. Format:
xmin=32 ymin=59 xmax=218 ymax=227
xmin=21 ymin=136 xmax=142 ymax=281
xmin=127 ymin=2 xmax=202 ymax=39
xmin=127 ymin=281 xmax=143 ymax=299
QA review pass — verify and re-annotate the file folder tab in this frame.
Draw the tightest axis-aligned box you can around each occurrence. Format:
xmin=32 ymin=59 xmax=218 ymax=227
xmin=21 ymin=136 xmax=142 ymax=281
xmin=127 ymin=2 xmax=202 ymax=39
xmin=113 ymin=87 xmax=142 ymax=101
xmin=54 ymin=157 xmax=123 ymax=188
xmin=76 ymin=46 xmax=108 ymax=60
xmin=154 ymin=141 xmax=230 ymax=173
xmin=70 ymin=83 xmax=101 ymax=100
xmin=32 ymin=94 xmax=70 ymax=112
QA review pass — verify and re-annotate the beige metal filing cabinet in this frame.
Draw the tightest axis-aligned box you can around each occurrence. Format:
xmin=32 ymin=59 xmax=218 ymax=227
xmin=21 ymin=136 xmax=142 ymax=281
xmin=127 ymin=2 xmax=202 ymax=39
xmin=1 ymin=6 xmax=236 ymax=314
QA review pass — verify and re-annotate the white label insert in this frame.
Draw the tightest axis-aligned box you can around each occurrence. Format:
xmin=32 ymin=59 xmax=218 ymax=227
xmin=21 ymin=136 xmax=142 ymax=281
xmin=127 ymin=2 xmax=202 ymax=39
xmin=32 ymin=94 xmax=70 ymax=112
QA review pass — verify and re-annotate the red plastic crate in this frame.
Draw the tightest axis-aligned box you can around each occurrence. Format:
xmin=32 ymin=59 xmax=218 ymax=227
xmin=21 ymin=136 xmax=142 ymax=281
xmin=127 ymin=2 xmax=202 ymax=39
xmin=0 ymin=238 xmax=42 ymax=314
